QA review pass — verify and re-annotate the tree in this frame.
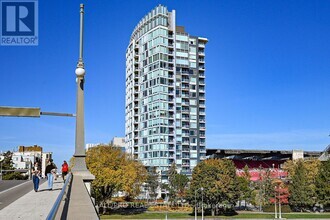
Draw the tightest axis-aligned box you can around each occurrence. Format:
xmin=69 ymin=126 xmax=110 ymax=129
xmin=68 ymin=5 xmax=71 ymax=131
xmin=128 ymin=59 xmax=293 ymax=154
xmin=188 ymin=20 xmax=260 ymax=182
xmin=173 ymin=173 xmax=189 ymax=203
xmin=167 ymin=163 xmax=189 ymax=204
xmin=237 ymin=166 xmax=253 ymax=209
xmin=285 ymin=158 xmax=320 ymax=210
xmin=85 ymin=144 xmax=147 ymax=206
xmin=187 ymin=159 xmax=239 ymax=216
xmin=315 ymin=160 xmax=330 ymax=207
xmin=145 ymin=166 xmax=160 ymax=202
xmin=263 ymin=169 xmax=275 ymax=206
xmin=1 ymin=151 xmax=14 ymax=170
xmin=289 ymin=160 xmax=314 ymax=210
xmin=1 ymin=151 xmax=15 ymax=180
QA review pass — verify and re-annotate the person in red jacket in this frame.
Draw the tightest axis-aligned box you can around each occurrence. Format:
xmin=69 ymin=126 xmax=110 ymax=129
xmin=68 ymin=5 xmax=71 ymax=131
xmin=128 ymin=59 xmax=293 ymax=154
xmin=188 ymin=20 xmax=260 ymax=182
xmin=61 ymin=160 xmax=69 ymax=183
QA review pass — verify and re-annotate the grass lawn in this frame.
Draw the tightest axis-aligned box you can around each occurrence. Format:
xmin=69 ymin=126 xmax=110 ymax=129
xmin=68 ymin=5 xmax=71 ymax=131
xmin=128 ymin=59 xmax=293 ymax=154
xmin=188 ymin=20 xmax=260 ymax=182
xmin=100 ymin=211 xmax=330 ymax=219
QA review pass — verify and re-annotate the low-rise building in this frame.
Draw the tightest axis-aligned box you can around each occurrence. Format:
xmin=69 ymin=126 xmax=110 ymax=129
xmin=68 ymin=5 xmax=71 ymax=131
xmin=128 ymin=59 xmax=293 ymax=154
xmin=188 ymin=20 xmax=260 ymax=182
xmin=12 ymin=145 xmax=43 ymax=169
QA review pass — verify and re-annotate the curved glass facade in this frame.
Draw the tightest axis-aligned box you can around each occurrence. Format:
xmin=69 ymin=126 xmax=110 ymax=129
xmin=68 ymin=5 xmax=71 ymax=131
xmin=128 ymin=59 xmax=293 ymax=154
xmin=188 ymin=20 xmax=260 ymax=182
xmin=125 ymin=5 xmax=207 ymax=181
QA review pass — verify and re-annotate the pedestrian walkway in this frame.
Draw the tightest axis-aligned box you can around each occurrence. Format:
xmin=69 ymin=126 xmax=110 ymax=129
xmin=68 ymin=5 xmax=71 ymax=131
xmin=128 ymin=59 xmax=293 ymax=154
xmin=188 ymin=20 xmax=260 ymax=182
xmin=0 ymin=178 xmax=64 ymax=220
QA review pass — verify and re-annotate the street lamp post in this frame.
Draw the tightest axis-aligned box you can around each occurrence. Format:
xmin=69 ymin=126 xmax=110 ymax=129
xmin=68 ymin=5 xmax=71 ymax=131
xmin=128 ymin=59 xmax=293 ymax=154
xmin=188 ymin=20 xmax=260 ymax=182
xmin=0 ymin=159 xmax=3 ymax=181
xmin=278 ymin=165 xmax=282 ymax=219
xmin=71 ymin=4 xmax=94 ymax=185
xmin=273 ymin=164 xmax=277 ymax=219
xmin=274 ymin=186 xmax=277 ymax=218
xmin=201 ymin=187 xmax=204 ymax=220
xmin=195 ymin=189 xmax=197 ymax=220
xmin=278 ymin=185 xmax=282 ymax=219
xmin=194 ymin=187 xmax=204 ymax=220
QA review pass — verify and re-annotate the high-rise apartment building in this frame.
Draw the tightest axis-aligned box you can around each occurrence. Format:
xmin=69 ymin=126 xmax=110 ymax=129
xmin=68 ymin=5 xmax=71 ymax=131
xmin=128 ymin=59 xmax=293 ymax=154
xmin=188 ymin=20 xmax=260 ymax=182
xmin=125 ymin=5 xmax=207 ymax=179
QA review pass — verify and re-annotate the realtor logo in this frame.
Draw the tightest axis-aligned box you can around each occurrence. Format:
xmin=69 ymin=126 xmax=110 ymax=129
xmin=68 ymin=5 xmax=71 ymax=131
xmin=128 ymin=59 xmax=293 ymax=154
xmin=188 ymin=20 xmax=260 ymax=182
xmin=1 ymin=0 xmax=38 ymax=46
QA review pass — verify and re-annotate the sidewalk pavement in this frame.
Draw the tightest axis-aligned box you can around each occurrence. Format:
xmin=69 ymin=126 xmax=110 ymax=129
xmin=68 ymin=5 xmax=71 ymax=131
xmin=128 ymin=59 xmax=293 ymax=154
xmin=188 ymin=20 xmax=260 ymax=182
xmin=0 ymin=178 xmax=64 ymax=220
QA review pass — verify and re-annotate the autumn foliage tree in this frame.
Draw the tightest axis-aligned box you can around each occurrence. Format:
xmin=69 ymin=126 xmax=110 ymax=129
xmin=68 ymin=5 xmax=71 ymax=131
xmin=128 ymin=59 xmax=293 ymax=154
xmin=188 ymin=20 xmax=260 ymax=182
xmin=85 ymin=144 xmax=147 ymax=205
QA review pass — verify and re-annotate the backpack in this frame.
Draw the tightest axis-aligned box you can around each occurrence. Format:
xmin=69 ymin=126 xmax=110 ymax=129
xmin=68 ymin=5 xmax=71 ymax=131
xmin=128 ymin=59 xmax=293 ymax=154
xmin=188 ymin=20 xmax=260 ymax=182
xmin=62 ymin=163 xmax=68 ymax=172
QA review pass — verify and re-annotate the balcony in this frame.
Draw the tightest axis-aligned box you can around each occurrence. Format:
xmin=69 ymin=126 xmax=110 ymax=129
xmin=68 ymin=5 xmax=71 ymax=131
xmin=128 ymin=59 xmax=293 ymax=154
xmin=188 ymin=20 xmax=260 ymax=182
xmin=198 ymin=43 xmax=206 ymax=48
xmin=182 ymin=132 xmax=189 ymax=137
xmin=198 ymin=51 xmax=205 ymax=56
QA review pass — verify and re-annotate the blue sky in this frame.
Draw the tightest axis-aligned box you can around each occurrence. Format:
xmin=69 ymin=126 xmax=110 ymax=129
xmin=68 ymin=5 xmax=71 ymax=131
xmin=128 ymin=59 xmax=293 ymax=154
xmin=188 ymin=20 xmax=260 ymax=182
xmin=1 ymin=0 xmax=330 ymax=167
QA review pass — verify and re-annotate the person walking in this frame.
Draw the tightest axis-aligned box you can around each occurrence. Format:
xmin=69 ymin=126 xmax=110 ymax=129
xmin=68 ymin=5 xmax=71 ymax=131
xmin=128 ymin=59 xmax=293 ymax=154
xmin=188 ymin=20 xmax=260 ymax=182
xmin=45 ymin=159 xmax=57 ymax=190
xmin=31 ymin=162 xmax=41 ymax=192
xmin=61 ymin=161 xmax=69 ymax=183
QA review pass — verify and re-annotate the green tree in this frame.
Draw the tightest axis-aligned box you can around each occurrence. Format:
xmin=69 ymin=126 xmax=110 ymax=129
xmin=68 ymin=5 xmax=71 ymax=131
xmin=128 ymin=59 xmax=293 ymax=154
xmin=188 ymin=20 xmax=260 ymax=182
xmin=237 ymin=166 xmax=253 ymax=209
xmin=173 ymin=173 xmax=189 ymax=203
xmin=289 ymin=160 xmax=314 ymax=210
xmin=263 ymin=169 xmax=274 ymax=206
xmin=315 ymin=160 xmax=330 ymax=207
xmin=1 ymin=151 xmax=15 ymax=179
xmin=187 ymin=159 xmax=239 ymax=216
xmin=1 ymin=151 xmax=14 ymax=170
xmin=167 ymin=163 xmax=189 ymax=204
xmin=285 ymin=158 xmax=320 ymax=210
xmin=145 ymin=166 xmax=160 ymax=202
xmin=86 ymin=144 xmax=147 ymax=206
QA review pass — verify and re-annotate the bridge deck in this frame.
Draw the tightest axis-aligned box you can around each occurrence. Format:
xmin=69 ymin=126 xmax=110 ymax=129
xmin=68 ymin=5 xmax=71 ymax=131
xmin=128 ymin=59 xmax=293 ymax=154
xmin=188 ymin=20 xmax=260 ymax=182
xmin=0 ymin=178 xmax=64 ymax=219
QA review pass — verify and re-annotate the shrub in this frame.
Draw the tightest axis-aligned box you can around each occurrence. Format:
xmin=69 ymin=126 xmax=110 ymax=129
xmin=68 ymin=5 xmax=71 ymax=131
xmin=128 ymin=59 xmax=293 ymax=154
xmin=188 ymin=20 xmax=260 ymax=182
xmin=148 ymin=204 xmax=193 ymax=212
xmin=3 ymin=172 xmax=27 ymax=180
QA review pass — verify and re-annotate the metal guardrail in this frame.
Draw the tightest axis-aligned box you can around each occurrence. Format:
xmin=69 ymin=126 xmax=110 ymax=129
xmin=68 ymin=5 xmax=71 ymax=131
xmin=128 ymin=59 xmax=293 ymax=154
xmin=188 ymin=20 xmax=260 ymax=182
xmin=46 ymin=173 xmax=72 ymax=220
